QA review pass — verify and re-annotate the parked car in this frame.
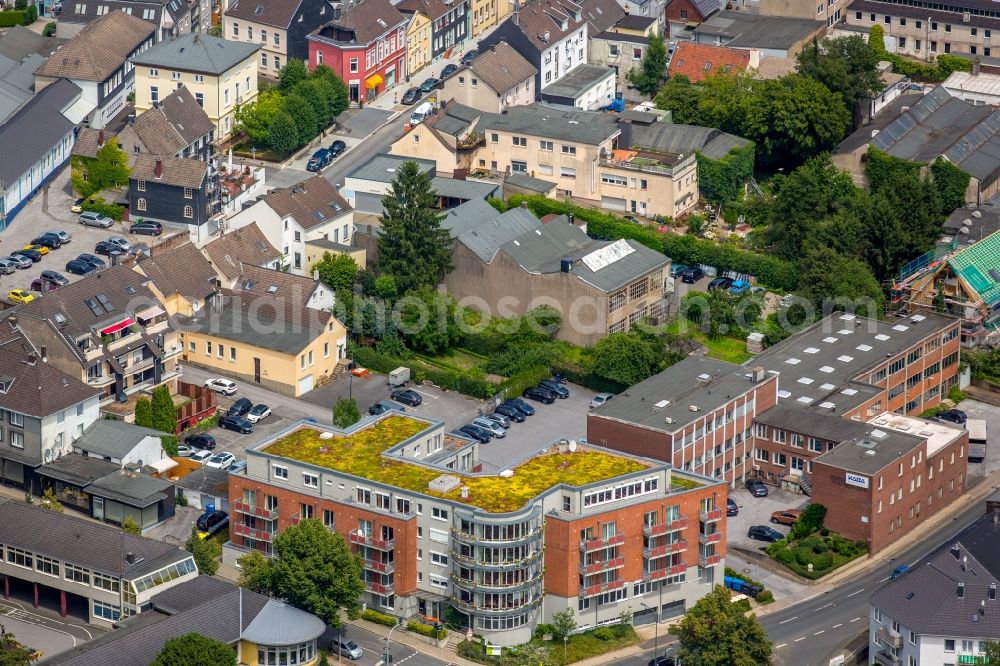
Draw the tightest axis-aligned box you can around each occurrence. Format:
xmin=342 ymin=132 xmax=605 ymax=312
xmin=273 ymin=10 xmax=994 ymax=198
xmin=440 ymin=63 xmax=458 ymax=78
xmin=129 ymin=222 xmax=162 ymax=236
xmin=459 ymin=423 xmax=492 ymax=443
xmin=494 ymin=403 xmax=526 ymax=422
xmin=0 ymin=258 xmax=16 ymax=275
xmin=420 ymin=77 xmax=440 ymax=92
xmin=538 ymin=379 xmax=569 ymax=399
xmin=472 ymin=417 xmax=506 ymax=438
xmin=218 ymin=415 xmax=253 ymax=434
xmin=4 ymin=255 xmax=32 ymax=270
xmin=679 ymin=266 xmax=704 ymax=283
xmin=65 ymin=258 xmax=96 ymax=276
xmin=523 ymin=386 xmax=556 ymax=404
xmin=77 ymin=253 xmax=106 ymax=269
xmin=462 ymin=49 xmax=478 ymax=65
xmin=31 ymin=233 xmax=62 ymax=249
xmin=94 ymin=240 xmax=124 ymax=257
xmin=746 ymin=478 xmax=769 ymax=497
xmin=184 ymin=433 xmax=216 ymax=450
xmin=936 ymin=409 xmax=967 ymax=425
xmin=195 ymin=510 xmax=228 ymax=535
xmin=71 ymin=198 xmax=85 ymax=213
xmin=29 ymin=279 xmax=58 ymax=294
xmin=176 ymin=444 xmax=194 ymax=457
xmin=227 ymin=397 xmax=253 ymax=417
xmin=400 ymin=87 xmax=421 ymax=105
xmin=727 ymin=498 xmax=739 ymax=516
xmin=708 ymin=276 xmax=733 ymax=291
xmin=648 ymin=656 xmax=675 ymax=666
xmin=329 ymin=139 xmax=347 ymax=157
xmin=890 ymin=564 xmax=909 ymax=580
xmin=391 ymin=388 xmax=422 ymax=407
xmin=48 ymin=230 xmax=71 ymax=244
xmin=246 ymin=404 xmax=271 ymax=423
xmin=106 ymin=236 xmax=131 ymax=252
xmin=307 ymin=148 xmax=333 ymax=172
xmin=483 ymin=412 xmax=511 ymax=428
xmin=369 ymin=400 xmax=405 ymax=416
xmin=503 ymin=398 xmax=535 ymax=416
xmin=770 ymin=509 xmax=803 ymax=526
xmin=204 ymin=378 xmax=238 ymax=395
xmin=669 ymin=263 xmax=689 ymax=278
xmin=205 ymin=452 xmax=236 ymax=469
xmin=23 ymin=243 xmax=48 ymax=256
xmin=227 ymin=460 xmax=248 ymax=473
xmin=729 ymin=280 xmax=750 ymax=295
xmin=590 ymin=392 xmax=615 ymax=409
xmin=40 ymin=270 xmax=69 ymax=286
xmin=747 ymin=525 xmax=784 ymax=542
xmin=191 ymin=449 xmax=213 ymax=464
xmin=7 ymin=289 xmax=33 ymax=304
xmin=329 ymin=637 xmax=363 ymax=660
xmin=79 ymin=211 xmax=114 ymax=228
xmin=12 ymin=248 xmax=42 ymax=262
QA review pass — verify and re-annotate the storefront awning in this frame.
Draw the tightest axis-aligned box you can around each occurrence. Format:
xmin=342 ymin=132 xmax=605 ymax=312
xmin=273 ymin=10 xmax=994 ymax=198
xmin=100 ymin=318 xmax=135 ymax=335
xmin=365 ymin=74 xmax=384 ymax=89
xmin=135 ymin=305 xmax=165 ymax=322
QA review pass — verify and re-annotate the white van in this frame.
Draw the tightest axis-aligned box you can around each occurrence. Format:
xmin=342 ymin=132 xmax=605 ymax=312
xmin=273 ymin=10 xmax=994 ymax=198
xmin=410 ymin=101 xmax=433 ymax=125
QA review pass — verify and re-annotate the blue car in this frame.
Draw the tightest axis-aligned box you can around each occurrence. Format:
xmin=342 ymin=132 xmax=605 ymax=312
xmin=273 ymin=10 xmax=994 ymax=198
xmin=306 ymin=148 xmax=332 ymax=172
xmin=729 ymin=280 xmax=750 ymax=295
xmin=890 ymin=564 xmax=909 ymax=580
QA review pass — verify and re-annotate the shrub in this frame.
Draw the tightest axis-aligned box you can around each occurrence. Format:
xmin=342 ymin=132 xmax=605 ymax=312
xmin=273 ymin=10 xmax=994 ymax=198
xmin=81 ymin=197 xmax=124 ymax=221
xmin=812 ymin=552 xmax=834 ymax=570
xmin=0 ymin=9 xmax=31 ymax=26
xmin=811 ymin=542 xmax=829 ymax=555
xmin=755 ymin=589 xmax=774 ymax=604
xmin=789 ymin=503 xmax=827 ymax=540
xmin=593 ymin=627 xmax=615 ymax=641
xmin=794 ymin=547 xmax=813 ymax=566
xmin=362 ymin=609 xmax=397 ymax=627
xmin=534 ymin=623 xmax=556 ymax=640
xmin=407 ymin=621 xmax=446 ymax=640
xmin=42 ymin=21 xmax=55 ymax=36
xmin=820 ymin=527 xmax=830 ymax=537
xmin=775 ymin=549 xmax=795 ymax=565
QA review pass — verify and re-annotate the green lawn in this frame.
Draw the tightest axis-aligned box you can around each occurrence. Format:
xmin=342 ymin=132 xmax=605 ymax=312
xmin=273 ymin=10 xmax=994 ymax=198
xmin=664 ymin=319 xmax=752 ymax=364
xmin=458 ymin=625 xmax=639 ymax=665
xmin=767 ymin=532 xmax=867 ymax=580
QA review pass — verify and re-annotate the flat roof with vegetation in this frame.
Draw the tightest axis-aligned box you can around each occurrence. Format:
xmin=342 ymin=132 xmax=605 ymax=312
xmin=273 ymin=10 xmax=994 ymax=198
xmin=260 ymin=415 xmax=687 ymax=513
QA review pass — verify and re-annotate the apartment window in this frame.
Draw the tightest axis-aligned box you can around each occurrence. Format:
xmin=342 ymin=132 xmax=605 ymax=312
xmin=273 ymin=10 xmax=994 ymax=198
xmin=273 ymin=465 xmax=288 ymax=479
xmin=432 ymin=507 xmax=448 ymax=521
xmin=184 ymin=205 xmax=193 ymax=219
xmin=430 ymin=552 xmax=448 ymax=566
xmin=183 ymin=187 xmax=192 ymax=199
xmin=137 ymin=198 xmax=146 ymax=212
xmin=916 ymin=19 xmax=921 ymax=28
xmin=65 ymin=563 xmax=89 ymax=584
xmin=149 ymin=68 xmax=159 ymax=77
xmin=137 ymin=179 xmax=146 ymax=192
xmin=217 ymin=344 xmax=224 ymax=359
xmin=350 ymin=58 xmax=358 ymax=73
xmin=773 ymin=429 xmax=786 ymax=444
xmin=229 ymin=347 xmax=236 ymax=361
xmin=262 ymin=53 xmax=268 ymax=68
xmin=150 ymin=86 xmax=159 ymax=103
xmin=945 ymin=23 xmax=951 ymax=32
xmin=303 ymin=473 xmax=318 ymax=488
xmin=512 ymin=136 xmax=527 ymax=147
xmin=561 ymin=144 xmax=577 ymax=155
xmin=324 ymin=342 xmax=330 ymax=358
xmin=300 ymin=354 xmax=306 ymax=369
xmin=899 ymin=16 xmax=906 ymax=25
xmin=855 ymin=10 xmax=861 ymax=19
xmin=883 ymin=15 xmax=889 ymax=23
xmin=931 ymin=21 xmax=938 ymax=30
xmin=35 ymin=556 xmax=59 ymax=577
xmin=195 ymin=92 xmax=204 ymax=107
xmin=560 ymin=167 xmax=576 ymax=179
xmin=232 ymin=22 xmax=239 ymax=36
xmin=944 ymin=639 xmax=955 ymax=652
xmin=511 ymin=160 xmax=527 ymax=173
xmin=898 ymin=36 xmax=905 ymax=48
xmin=274 ymin=32 xmax=280 ymax=45
xmin=539 ymin=140 xmax=553 ymax=151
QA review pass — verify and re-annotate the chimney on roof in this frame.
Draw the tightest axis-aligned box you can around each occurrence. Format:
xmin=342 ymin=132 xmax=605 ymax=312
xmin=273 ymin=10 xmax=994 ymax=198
xmin=25 ymin=353 xmax=36 ymax=366
xmin=751 ymin=366 xmax=766 ymax=383
xmin=97 ymin=129 xmax=105 ymax=147
xmin=991 ymin=583 xmax=997 ymax=601
xmin=958 ymin=582 xmax=966 ymax=598
xmin=313 ymin=269 xmax=320 ymax=282
xmin=125 ymin=552 xmax=136 ymax=564
xmin=952 ymin=543 xmax=962 ymax=560
xmin=154 ymin=159 xmax=163 ymax=179
xmin=40 ymin=346 xmax=46 ymax=362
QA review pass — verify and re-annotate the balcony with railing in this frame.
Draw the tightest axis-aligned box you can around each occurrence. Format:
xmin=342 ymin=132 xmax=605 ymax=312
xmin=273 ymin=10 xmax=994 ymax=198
xmin=599 ymin=151 xmax=686 ymax=176
xmin=451 ymin=525 xmax=543 ymax=547
xmin=450 ymin=593 xmax=543 ymax=616
xmin=452 ymin=571 xmax=543 ymax=594
xmin=231 ymin=500 xmax=278 ymax=521
xmin=365 ymin=581 xmax=394 ymax=596
xmin=645 ymin=540 xmax=687 ymax=559
xmin=579 ymin=532 xmax=626 ymax=552
xmin=642 ymin=517 xmax=688 ymax=536
xmin=362 ymin=558 xmax=395 ymax=574
xmin=579 ymin=578 xmax=625 ymax=599
xmin=232 ymin=523 xmax=275 ymax=542
xmin=875 ymin=626 xmax=902 ymax=649
xmin=698 ymin=552 xmax=722 ymax=567
xmin=350 ymin=530 xmax=395 ymax=551
xmin=579 ymin=556 xmax=625 ymax=575
xmin=699 ymin=531 xmax=722 ymax=545
xmin=873 ymin=649 xmax=901 ymax=666
xmin=700 ymin=508 xmax=724 ymax=523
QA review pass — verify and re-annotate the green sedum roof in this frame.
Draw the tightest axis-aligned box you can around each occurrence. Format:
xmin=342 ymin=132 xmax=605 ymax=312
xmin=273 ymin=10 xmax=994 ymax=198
xmin=948 ymin=231 xmax=1000 ymax=306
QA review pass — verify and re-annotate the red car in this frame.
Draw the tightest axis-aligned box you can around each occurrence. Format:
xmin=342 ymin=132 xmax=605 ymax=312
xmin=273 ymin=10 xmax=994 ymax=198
xmin=770 ymin=509 xmax=803 ymax=526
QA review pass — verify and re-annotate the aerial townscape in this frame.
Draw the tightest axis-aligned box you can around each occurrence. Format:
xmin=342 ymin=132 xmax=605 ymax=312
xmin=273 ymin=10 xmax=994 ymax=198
xmin=3 ymin=0 xmax=1000 ymax=663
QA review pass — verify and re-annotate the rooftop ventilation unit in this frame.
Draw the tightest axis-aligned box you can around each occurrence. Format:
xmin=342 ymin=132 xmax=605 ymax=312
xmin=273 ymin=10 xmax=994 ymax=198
xmin=428 ymin=475 xmax=462 ymax=493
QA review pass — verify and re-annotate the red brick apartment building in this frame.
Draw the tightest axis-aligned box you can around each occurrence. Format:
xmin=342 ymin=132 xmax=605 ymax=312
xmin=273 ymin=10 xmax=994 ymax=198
xmin=223 ymin=414 xmax=727 ymax=646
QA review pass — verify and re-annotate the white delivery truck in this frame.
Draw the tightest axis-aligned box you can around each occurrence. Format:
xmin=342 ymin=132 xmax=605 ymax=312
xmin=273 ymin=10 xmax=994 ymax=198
xmin=410 ymin=102 xmax=433 ymax=125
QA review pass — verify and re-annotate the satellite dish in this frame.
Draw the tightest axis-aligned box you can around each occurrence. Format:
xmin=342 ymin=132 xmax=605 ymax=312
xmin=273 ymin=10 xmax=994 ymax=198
xmin=568 ymin=440 xmax=577 ymax=453
xmin=44 ymin=448 xmax=52 ymax=462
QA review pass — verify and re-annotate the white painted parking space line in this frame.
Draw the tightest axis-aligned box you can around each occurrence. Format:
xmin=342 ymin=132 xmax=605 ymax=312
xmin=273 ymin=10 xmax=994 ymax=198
xmin=775 ymin=643 xmax=787 ymax=649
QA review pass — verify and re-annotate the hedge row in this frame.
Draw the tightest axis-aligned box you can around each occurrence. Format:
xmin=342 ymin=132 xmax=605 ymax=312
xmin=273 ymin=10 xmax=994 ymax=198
xmin=0 ymin=7 xmax=35 ymax=27
xmin=362 ymin=609 xmax=397 ymax=627
xmin=350 ymin=345 xmax=496 ymax=399
xmin=82 ymin=199 xmax=124 ymax=221
xmin=407 ymin=621 xmax=446 ymax=640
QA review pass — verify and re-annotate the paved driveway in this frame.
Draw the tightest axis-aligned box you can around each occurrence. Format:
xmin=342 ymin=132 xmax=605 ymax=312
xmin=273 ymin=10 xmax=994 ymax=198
xmin=726 ymin=485 xmax=810 ymax=552
xmin=0 ymin=596 xmax=103 ymax=661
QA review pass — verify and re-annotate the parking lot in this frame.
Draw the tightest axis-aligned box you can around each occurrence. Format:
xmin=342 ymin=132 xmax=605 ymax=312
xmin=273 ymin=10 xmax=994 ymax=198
xmin=726 ymin=484 xmax=810 ymax=552
xmin=0 ymin=596 xmax=103 ymax=662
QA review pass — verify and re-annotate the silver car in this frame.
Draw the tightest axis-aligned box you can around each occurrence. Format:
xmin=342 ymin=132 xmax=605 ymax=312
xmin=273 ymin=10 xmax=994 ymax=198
xmin=3 ymin=255 xmax=32 ymax=270
xmin=484 ymin=412 xmax=511 ymax=428
xmin=472 ymin=416 xmax=506 ymax=438
xmin=0 ymin=258 xmax=16 ymax=275
xmin=79 ymin=211 xmax=113 ymax=228
xmin=48 ymin=230 xmax=72 ymax=244
xmin=107 ymin=235 xmax=131 ymax=252
xmin=590 ymin=392 xmax=615 ymax=409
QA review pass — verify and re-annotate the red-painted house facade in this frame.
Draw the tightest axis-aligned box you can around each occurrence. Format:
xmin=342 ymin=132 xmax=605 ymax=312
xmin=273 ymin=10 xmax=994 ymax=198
xmin=307 ymin=0 xmax=408 ymax=103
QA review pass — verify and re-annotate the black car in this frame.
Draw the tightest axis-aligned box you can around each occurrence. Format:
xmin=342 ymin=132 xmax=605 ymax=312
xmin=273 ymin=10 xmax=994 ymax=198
xmin=936 ymin=409 xmax=967 ymax=425
xmin=746 ymin=478 xmax=769 ymax=497
xmin=11 ymin=248 xmax=42 ymax=262
xmin=77 ymin=253 xmax=106 ymax=269
xmin=369 ymin=400 xmax=405 ymax=416
xmin=459 ymin=424 xmax=493 ymax=443
xmin=184 ymin=433 xmax=216 ymax=450
xmin=329 ymin=139 xmax=347 ymax=157
xmin=31 ymin=234 xmax=62 ymax=249
xmin=391 ymin=388 xmax=422 ymax=407
xmin=419 ymin=77 xmax=440 ymax=93
xmin=462 ymin=49 xmax=478 ymax=65
xmin=523 ymin=386 xmax=556 ymax=404
xmin=503 ymin=398 xmax=535 ymax=416
xmin=708 ymin=276 xmax=733 ymax=291
xmin=538 ymin=379 xmax=569 ymax=399
xmin=401 ymin=87 xmax=421 ymax=105
xmin=440 ymin=63 xmax=458 ymax=78
xmin=65 ymin=259 xmax=96 ymax=276
xmin=228 ymin=397 xmax=253 ymax=417
xmin=727 ymin=497 xmax=739 ymax=516
xmin=218 ymin=415 xmax=254 ymax=434
xmin=40 ymin=270 xmax=69 ymax=286
xmin=748 ymin=525 xmax=784 ymax=543
xmin=680 ymin=266 xmax=704 ymax=283
xmin=129 ymin=223 xmax=162 ymax=236
xmin=95 ymin=240 xmax=124 ymax=257
xmin=648 ymin=656 xmax=675 ymax=666
xmin=196 ymin=510 xmax=229 ymax=535
xmin=493 ymin=403 xmax=526 ymax=422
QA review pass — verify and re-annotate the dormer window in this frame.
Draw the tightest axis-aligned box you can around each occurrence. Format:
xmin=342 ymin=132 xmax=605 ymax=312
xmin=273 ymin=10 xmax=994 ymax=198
xmin=0 ymin=376 xmax=14 ymax=394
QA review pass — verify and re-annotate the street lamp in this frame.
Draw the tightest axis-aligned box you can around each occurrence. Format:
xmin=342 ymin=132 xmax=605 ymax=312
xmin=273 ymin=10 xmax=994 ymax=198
xmin=563 ymin=634 xmax=568 ymax=665
xmin=641 ymin=602 xmax=659 ymax=659
xmin=384 ymin=618 xmax=402 ymax=664
xmin=663 ymin=645 xmax=679 ymax=665
xmin=886 ymin=557 xmax=896 ymax=580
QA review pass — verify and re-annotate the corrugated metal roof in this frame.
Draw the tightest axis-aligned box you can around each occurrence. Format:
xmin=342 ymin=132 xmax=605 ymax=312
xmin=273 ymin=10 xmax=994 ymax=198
xmin=241 ymin=600 xmax=327 ymax=645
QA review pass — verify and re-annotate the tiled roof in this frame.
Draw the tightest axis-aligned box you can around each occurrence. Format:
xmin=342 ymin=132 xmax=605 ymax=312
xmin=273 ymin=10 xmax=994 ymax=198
xmin=948 ymin=230 xmax=1000 ymax=306
xmin=512 ymin=0 xmax=587 ymax=51
xmin=131 ymin=85 xmax=214 ymax=156
xmin=397 ymin=0 xmax=453 ymax=21
xmin=468 ymin=42 xmax=537 ymax=93
xmin=234 ymin=264 xmax=322 ymax=308
xmin=35 ymin=11 xmax=155 ymax=82
xmin=202 ymin=224 xmax=282 ymax=279
xmin=131 ymin=154 xmax=208 ymax=189
xmin=136 ymin=241 xmax=218 ymax=302
xmin=311 ymin=0 xmax=407 ymax=46
xmin=130 ymin=33 xmax=260 ymax=75
xmin=225 ymin=0 xmax=303 ymax=28
xmin=71 ymin=127 xmax=108 ymax=159
xmin=755 ymin=55 xmax=797 ymax=79
xmin=667 ymin=42 xmax=750 ymax=83
xmin=579 ymin=0 xmax=624 ymax=34
xmin=0 ymin=343 xmax=99 ymax=418
xmin=264 ymin=174 xmax=351 ymax=231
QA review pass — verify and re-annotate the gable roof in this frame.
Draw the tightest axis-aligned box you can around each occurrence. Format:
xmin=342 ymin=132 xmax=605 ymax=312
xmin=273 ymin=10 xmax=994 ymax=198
xmin=0 ymin=343 xmax=98 ymax=418
xmin=443 ymin=199 xmax=542 ymax=262
xmin=397 ymin=0 xmax=455 ymax=21
xmin=579 ymin=0 xmax=624 ymax=34
xmin=131 ymin=154 xmax=209 ymax=189
xmin=467 ymin=42 xmax=537 ymax=94
xmin=264 ymin=174 xmax=351 ymax=231
xmin=948 ymin=230 xmax=1000 ymax=307
xmin=130 ymin=85 xmax=215 ymax=156
xmin=234 ymin=264 xmax=323 ymax=308
xmin=74 ymin=420 xmax=165 ymax=459
xmin=479 ymin=104 xmax=620 ymax=145
xmin=0 ymin=77 xmax=84 ymax=185
xmin=0 ymin=52 xmax=43 ymax=123
xmin=310 ymin=0 xmax=407 ymax=46
xmin=129 ymin=32 xmax=260 ymax=75
xmin=0 ymin=25 xmax=64 ymax=61
xmin=511 ymin=0 xmax=588 ymax=51
xmin=225 ymin=0 xmax=304 ymax=28
xmin=71 ymin=127 xmax=109 ymax=159
xmin=667 ymin=42 xmax=750 ymax=83
xmin=202 ymin=224 xmax=282 ymax=279
xmin=35 ymin=11 xmax=155 ymax=82
xmin=136 ymin=241 xmax=218 ymax=303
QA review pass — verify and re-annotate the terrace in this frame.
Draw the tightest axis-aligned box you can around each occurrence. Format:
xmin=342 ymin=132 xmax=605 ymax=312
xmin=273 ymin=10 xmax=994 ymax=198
xmin=260 ymin=416 xmax=676 ymax=514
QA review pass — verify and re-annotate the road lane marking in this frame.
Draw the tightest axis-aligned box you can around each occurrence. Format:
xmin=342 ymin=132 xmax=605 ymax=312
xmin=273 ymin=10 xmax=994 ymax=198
xmin=833 ymin=623 xmax=843 ymax=629
xmin=878 ymin=576 xmax=889 ymax=583
xmin=778 ymin=616 xmax=798 ymax=624
xmin=847 ymin=588 xmax=866 ymax=597
xmin=775 ymin=644 xmax=787 ymax=649
xmin=850 ymin=617 xmax=862 ymax=623
xmin=794 ymin=637 xmax=806 ymax=642
xmin=814 ymin=631 xmax=825 ymax=635
xmin=816 ymin=603 xmax=834 ymax=610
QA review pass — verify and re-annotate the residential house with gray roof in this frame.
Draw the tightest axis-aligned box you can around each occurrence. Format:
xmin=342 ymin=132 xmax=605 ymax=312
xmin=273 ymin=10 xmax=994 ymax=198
xmin=54 ymin=0 xmax=209 ymax=39
xmin=201 ymin=223 xmax=283 ymax=282
xmin=133 ymin=238 xmax=219 ymax=316
xmin=117 ymin=85 xmax=215 ymax=165
xmin=438 ymin=42 xmax=537 ymax=112
xmin=0 ymin=499 xmax=197 ymax=625
xmin=73 ymin=420 xmax=172 ymax=468
xmin=223 ymin=0 xmax=334 ymax=78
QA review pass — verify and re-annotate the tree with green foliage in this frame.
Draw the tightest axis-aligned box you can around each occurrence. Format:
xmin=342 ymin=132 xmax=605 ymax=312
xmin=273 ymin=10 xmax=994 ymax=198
xmin=869 ymin=24 xmax=886 ymax=57
xmin=0 ymin=623 xmax=39 ymax=666
xmin=134 ymin=396 xmax=153 ymax=429
xmin=591 ymin=332 xmax=660 ymax=386
xmin=797 ymin=245 xmax=884 ymax=318
xmin=332 ymin=397 xmax=361 ymax=428
xmin=160 ymin=435 xmax=179 ymax=457
xmin=282 ymin=92 xmax=321 ymax=145
xmin=241 ymin=519 xmax=365 ymax=626
xmin=395 ymin=287 xmax=462 ymax=354
xmin=654 ymin=74 xmax=706 ymax=124
xmin=372 ymin=275 xmax=398 ymax=301
xmin=237 ymin=550 xmax=270 ymax=592
xmin=377 ymin=161 xmax=453 ymax=293
xmin=313 ymin=64 xmax=350 ymax=118
xmin=982 ymin=640 xmax=1000 ymax=665
xmin=278 ymin=58 xmax=310 ymax=92
xmin=551 ymin=608 xmax=577 ymax=639
xmin=151 ymin=633 xmax=236 ymax=666
xmin=39 ymin=487 xmax=63 ymax=513
xmin=121 ymin=516 xmax=142 ymax=536
xmin=151 ymin=385 xmax=177 ymax=434
xmin=682 ymin=289 xmax=763 ymax=340
xmin=72 ymin=138 xmax=130 ymax=197
xmin=676 ymin=585 xmax=773 ymax=666
xmin=313 ymin=252 xmax=358 ymax=292
xmin=185 ymin=527 xmax=220 ymax=576
xmin=796 ymin=36 xmax=883 ymax=116
xmin=627 ymin=33 xmax=669 ymax=97
xmin=234 ymin=88 xmax=284 ymax=145
xmin=267 ymin=110 xmax=300 ymax=154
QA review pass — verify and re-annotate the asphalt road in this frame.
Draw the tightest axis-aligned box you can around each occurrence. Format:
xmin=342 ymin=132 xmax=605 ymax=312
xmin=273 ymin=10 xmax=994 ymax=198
xmin=323 ymin=112 xmax=409 ymax=190
xmin=329 ymin=623 xmax=455 ymax=666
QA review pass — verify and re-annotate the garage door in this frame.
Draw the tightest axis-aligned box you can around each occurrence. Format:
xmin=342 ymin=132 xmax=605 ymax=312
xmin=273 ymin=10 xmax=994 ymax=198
xmin=298 ymin=375 xmax=315 ymax=395
xmin=601 ymin=196 xmax=626 ymax=212
xmin=633 ymin=608 xmax=657 ymax=625
xmin=661 ymin=599 xmax=685 ymax=619
xmin=355 ymin=192 xmax=385 ymax=215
